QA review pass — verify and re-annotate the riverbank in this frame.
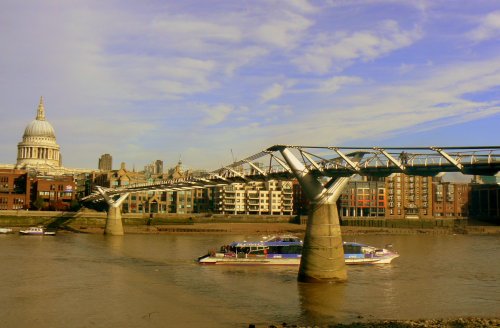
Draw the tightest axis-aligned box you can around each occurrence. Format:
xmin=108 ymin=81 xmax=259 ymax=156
xmin=252 ymin=317 xmax=500 ymax=327
xmin=2 ymin=221 xmax=500 ymax=235
xmin=11 ymin=222 xmax=497 ymax=236
xmin=1 ymin=210 xmax=499 ymax=235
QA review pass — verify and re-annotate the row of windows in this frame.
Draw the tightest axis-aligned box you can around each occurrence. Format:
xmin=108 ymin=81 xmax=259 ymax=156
xmin=0 ymin=198 xmax=25 ymax=204
xmin=39 ymin=191 xmax=73 ymax=197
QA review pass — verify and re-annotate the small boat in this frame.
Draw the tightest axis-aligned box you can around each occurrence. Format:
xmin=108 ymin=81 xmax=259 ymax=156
xmin=342 ymin=241 xmax=399 ymax=264
xmin=19 ymin=226 xmax=56 ymax=236
xmin=0 ymin=228 xmax=13 ymax=234
xmin=197 ymin=235 xmax=398 ymax=265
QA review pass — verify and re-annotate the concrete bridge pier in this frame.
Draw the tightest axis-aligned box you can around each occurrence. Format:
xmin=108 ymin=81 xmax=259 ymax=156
xmin=278 ymin=147 xmax=362 ymax=283
xmin=301 ymin=200 xmax=347 ymax=282
xmin=96 ymin=187 xmax=130 ymax=236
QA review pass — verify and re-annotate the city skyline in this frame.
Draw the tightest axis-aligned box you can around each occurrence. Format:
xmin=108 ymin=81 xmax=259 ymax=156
xmin=0 ymin=1 xmax=499 ymax=171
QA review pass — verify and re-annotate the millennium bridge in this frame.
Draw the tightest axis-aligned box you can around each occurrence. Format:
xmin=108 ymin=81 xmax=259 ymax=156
xmin=82 ymin=145 xmax=500 ymax=282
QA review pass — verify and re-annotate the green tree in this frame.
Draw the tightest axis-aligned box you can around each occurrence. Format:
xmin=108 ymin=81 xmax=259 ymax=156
xmin=33 ymin=197 xmax=45 ymax=211
xmin=69 ymin=199 xmax=81 ymax=212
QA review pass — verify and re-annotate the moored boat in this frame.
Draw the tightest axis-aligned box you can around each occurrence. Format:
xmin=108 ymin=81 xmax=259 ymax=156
xmin=19 ymin=226 xmax=56 ymax=236
xmin=197 ymin=235 xmax=398 ymax=265
xmin=0 ymin=228 xmax=13 ymax=234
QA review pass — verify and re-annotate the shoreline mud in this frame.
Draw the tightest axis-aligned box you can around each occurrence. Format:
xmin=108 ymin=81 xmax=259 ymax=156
xmin=2 ymin=221 xmax=500 ymax=235
xmin=250 ymin=317 xmax=500 ymax=327
xmin=80 ymin=222 xmax=500 ymax=236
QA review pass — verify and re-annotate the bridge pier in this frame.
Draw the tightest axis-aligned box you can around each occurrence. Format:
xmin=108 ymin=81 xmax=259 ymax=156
xmin=300 ymin=202 xmax=346 ymax=282
xmin=97 ymin=187 xmax=129 ymax=236
xmin=278 ymin=147 xmax=362 ymax=283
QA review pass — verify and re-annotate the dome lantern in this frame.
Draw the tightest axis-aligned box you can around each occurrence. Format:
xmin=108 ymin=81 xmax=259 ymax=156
xmin=36 ymin=96 xmax=46 ymax=121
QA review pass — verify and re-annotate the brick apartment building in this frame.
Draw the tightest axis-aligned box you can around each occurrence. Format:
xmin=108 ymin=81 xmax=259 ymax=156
xmin=31 ymin=175 xmax=76 ymax=210
xmin=0 ymin=169 xmax=31 ymax=210
xmin=0 ymin=168 xmax=76 ymax=210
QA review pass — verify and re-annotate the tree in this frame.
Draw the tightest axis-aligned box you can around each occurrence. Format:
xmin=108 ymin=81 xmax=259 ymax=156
xmin=69 ymin=199 xmax=81 ymax=212
xmin=33 ymin=197 xmax=45 ymax=211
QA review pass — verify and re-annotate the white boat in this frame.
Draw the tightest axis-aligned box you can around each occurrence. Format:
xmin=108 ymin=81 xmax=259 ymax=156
xmin=0 ymin=228 xmax=13 ymax=234
xmin=342 ymin=241 xmax=399 ymax=264
xmin=197 ymin=235 xmax=399 ymax=265
xmin=19 ymin=226 xmax=56 ymax=236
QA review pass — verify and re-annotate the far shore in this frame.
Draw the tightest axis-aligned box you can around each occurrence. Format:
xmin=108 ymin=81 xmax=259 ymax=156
xmin=4 ymin=221 xmax=498 ymax=236
xmin=1 ymin=210 xmax=499 ymax=235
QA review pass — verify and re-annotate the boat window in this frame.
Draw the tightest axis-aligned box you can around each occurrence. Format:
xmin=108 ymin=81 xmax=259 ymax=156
xmin=343 ymin=244 xmax=362 ymax=254
xmin=266 ymin=245 xmax=302 ymax=254
xmin=267 ymin=246 xmax=280 ymax=254
xmin=249 ymin=249 xmax=266 ymax=255
xmin=282 ymin=245 xmax=302 ymax=254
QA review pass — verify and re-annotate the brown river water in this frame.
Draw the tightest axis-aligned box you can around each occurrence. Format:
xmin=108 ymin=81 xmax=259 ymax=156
xmin=0 ymin=233 xmax=498 ymax=327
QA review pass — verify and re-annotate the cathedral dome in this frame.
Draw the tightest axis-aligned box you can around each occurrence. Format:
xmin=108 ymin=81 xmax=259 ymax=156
xmin=22 ymin=96 xmax=56 ymax=139
xmin=23 ymin=119 xmax=56 ymax=138
xmin=16 ymin=97 xmax=61 ymax=169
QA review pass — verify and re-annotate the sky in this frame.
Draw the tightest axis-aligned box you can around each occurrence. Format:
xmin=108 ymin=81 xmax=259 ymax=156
xmin=0 ymin=0 xmax=499 ymax=172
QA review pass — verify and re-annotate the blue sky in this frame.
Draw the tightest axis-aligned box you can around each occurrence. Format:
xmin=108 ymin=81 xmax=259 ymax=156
xmin=0 ymin=0 xmax=499 ymax=171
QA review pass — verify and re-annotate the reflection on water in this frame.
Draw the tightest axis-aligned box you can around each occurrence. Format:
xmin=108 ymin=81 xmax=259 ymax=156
xmin=299 ymin=282 xmax=346 ymax=324
xmin=0 ymin=233 xmax=499 ymax=327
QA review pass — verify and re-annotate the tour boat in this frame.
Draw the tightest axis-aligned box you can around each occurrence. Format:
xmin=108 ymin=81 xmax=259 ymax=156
xmin=197 ymin=235 xmax=399 ymax=265
xmin=0 ymin=228 xmax=13 ymax=234
xmin=19 ymin=226 xmax=56 ymax=236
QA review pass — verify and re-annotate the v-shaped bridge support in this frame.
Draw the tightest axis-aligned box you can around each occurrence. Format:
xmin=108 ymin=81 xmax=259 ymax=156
xmin=97 ymin=187 xmax=130 ymax=236
xmin=279 ymin=147 xmax=363 ymax=283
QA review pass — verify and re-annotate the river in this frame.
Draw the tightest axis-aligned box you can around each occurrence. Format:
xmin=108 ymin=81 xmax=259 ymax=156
xmin=0 ymin=233 xmax=498 ymax=327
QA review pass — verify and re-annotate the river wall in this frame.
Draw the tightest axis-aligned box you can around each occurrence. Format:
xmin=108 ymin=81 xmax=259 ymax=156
xmin=1 ymin=210 xmax=498 ymax=235
xmin=0 ymin=210 xmax=296 ymax=227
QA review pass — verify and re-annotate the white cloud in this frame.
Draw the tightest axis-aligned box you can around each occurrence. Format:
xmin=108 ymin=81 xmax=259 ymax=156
xmin=466 ymin=10 xmax=500 ymax=42
xmin=224 ymin=47 xmax=269 ymax=77
xmin=260 ymin=83 xmax=285 ymax=103
xmin=399 ymin=63 xmax=415 ymax=74
xmin=293 ymin=20 xmax=422 ymax=74
xmin=315 ymin=76 xmax=363 ymax=93
xmin=284 ymin=0 xmax=318 ymax=14
xmin=151 ymin=16 xmax=243 ymax=48
xmin=201 ymin=104 xmax=234 ymax=125
xmin=252 ymin=12 xmax=313 ymax=48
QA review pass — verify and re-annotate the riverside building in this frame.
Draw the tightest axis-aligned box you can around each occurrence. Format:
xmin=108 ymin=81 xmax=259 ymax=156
xmin=432 ymin=179 xmax=469 ymax=218
xmin=215 ymin=180 xmax=293 ymax=215
xmin=385 ymin=173 xmax=434 ymax=219
xmin=92 ymin=160 xmax=215 ymax=214
xmin=339 ymin=177 xmax=386 ymax=218
xmin=334 ymin=174 xmax=472 ymax=220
